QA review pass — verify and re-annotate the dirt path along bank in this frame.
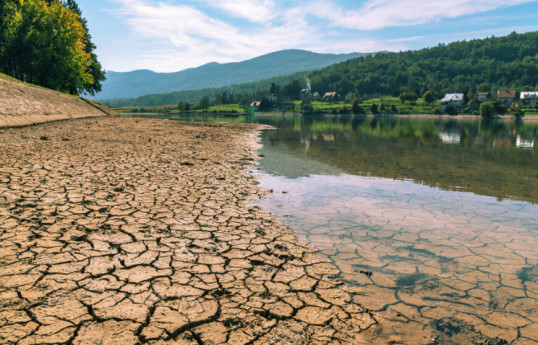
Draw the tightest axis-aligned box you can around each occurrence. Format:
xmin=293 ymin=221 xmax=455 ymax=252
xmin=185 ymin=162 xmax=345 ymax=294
xmin=0 ymin=117 xmax=376 ymax=345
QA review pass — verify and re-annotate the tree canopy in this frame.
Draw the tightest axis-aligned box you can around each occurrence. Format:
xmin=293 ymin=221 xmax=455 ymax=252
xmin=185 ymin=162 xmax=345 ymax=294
xmin=0 ymin=0 xmax=105 ymax=95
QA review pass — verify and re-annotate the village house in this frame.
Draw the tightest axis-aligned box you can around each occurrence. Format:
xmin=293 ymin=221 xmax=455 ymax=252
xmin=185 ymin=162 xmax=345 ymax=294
xmin=440 ymin=93 xmax=464 ymax=110
xmin=497 ymin=90 xmax=517 ymax=108
xmin=520 ymin=91 xmax=538 ymax=108
xmin=475 ymin=92 xmax=491 ymax=104
xmin=323 ymin=92 xmax=337 ymax=100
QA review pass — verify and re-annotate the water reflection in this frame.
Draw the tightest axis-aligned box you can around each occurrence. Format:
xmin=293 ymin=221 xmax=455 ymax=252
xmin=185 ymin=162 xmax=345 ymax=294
xmin=250 ymin=115 xmax=538 ymax=345
xmin=255 ymin=115 xmax=538 ymax=204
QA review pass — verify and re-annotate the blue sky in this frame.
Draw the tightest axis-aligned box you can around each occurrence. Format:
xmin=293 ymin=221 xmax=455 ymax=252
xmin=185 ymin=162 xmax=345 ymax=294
xmin=77 ymin=0 xmax=538 ymax=73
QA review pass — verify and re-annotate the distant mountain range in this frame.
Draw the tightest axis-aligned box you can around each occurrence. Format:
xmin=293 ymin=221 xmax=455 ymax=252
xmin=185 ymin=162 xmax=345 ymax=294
xmin=94 ymin=50 xmax=373 ymax=100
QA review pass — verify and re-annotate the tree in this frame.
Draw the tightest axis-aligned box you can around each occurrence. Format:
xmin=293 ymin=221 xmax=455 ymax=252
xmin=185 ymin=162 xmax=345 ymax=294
xmin=480 ymin=102 xmax=496 ymax=118
xmin=351 ymin=98 xmax=363 ymax=114
xmin=0 ymin=0 xmax=19 ymax=65
xmin=269 ymin=83 xmax=279 ymax=95
xmin=283 ymin=79 xmax=302 ymax=100
xmin=423 ymin=91 xmax=435 ymax=103
xmin=61 ymin=0 xmax=105 ymax=95
xmin=199 ymin=95 xmax=210 ymax=109
xmin=370 ymin=103 xmax=379 ymax=114
xmin=477 ymin=82 xmax=491 ymax=93
xmin=258 ymin=97 xmax=272 ymax=111
xmin=491 ymin=99 xmax=505 ymax=114
xmin=0 ymin=0 xmax=104 ymax=95
xmin=399 ymin=92 xmax=407 ymax=104
xmin=399 ymin=92 xmax=418 ymax=104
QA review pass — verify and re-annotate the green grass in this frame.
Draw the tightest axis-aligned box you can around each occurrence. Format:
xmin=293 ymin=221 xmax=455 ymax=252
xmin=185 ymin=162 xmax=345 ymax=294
xmin=168 ymin=114 xmax=247 ymax=124
xmin=115 ymin=103 xmax=248 ymax=114
xmin=361 ymin=97 xmax=441 ymax=114
xmin=0 ymin=72 xmax=23 ymax=83
xmin=291 ymin=97 xmax=443 ymax=115
xmin=522 ymin=109 xmax=538 ymax=115
xmin=1 ymin=72 xmax=82 ymax=100
xmin=361 ymin=96 xmax=401 ymax=106
xmin=203 ymin=104 xmax=245 ymax=113
xmin=116 ymin=104 xmax=184 ymax=113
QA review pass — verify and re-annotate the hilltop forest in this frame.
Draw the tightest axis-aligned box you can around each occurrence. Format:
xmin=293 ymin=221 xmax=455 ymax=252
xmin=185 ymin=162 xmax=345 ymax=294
xmin=309 ymin=31 xmax=538 ymax=99
xmin=0 ymin=0 xmax=105 ymax=95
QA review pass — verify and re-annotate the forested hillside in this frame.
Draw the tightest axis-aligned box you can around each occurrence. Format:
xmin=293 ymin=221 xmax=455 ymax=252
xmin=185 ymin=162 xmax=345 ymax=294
xmin=102 ymin=72 xmax=310 ymax=108
xmin=97 ymin=50 xmax=371 ymax=100
xmin=309 ymin=31 xmax=538 ymax=99
xmin=0 ymin=0 xmax=105 ymax=95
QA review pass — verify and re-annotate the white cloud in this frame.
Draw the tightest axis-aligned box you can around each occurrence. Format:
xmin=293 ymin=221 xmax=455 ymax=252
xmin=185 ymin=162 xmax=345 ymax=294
xmin=317 ymin=0 xmax=537 ymax=30
xmin=197 ymin=0 xmax=277 ymax=24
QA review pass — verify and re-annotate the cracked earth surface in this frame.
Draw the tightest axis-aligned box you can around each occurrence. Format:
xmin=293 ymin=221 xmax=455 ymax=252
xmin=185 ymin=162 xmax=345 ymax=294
xmin=0 ymin=117 xmax=376 ymax=344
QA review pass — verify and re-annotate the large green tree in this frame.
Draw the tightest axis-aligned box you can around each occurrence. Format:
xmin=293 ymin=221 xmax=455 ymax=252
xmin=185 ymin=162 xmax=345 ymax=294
xmin=0 ymin=0 xmax=104 ymax=95
xmin=61 ymin=0 xmax=105 ymax=95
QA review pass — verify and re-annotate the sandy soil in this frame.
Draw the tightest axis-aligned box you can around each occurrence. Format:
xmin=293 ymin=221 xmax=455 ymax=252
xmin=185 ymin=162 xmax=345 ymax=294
xmin=0 ymin=76 xmax=111 ymax=128
xmin=0 ymin=117 xmax=376 ymax=344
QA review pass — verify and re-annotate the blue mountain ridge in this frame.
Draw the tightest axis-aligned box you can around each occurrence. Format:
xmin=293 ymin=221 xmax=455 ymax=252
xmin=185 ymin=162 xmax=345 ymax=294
xmin=95 ymin=49 xmax=371 ymax=100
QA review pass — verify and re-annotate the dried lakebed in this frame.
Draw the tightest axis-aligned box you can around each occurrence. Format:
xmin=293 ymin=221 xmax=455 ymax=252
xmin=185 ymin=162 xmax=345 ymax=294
xmin=0 ymin=118 xmax=377 ymax=345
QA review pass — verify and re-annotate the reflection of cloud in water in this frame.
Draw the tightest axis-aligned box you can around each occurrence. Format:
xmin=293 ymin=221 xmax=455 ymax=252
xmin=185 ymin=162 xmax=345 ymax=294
xmin=439 ymin=132 xmax=461 ymax=144
xmin=517 ymin=135 xmax=534 ymax=148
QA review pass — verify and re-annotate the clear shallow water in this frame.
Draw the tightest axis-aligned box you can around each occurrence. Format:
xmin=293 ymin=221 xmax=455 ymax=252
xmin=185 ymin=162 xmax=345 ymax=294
xmin=255 ymin=173 xmax=538 ymax=344
xmin=134 ymin=114 xmax=538 ymax=344
xmin=248 ymin=115 xmax=538 ymax=345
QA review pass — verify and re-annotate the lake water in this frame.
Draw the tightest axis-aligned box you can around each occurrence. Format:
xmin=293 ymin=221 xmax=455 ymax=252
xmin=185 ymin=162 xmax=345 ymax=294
xmin=136 ymin=114 xmax=538 ymax=344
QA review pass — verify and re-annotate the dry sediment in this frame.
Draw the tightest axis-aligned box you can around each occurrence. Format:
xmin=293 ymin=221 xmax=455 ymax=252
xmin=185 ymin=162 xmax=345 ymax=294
xmin=0 ymin=117 xmax=376 ymax=344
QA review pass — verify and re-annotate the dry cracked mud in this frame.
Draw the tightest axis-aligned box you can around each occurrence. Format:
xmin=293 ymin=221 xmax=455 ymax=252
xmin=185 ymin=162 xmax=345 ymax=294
xmin=0 ymin=117 xmax=376 ymax=345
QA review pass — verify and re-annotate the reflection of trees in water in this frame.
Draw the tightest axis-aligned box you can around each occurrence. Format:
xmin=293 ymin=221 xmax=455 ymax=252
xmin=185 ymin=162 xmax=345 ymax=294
xmin=259 ymin=115 xmax=538 ymax=204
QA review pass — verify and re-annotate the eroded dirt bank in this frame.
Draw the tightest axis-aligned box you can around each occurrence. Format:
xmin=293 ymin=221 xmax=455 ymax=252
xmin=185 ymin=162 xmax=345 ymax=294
xmin=0 ymin=117 xmax=376 ymax=344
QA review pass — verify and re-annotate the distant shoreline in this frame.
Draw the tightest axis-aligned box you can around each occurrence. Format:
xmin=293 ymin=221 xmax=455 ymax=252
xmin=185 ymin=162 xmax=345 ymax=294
xmin=120 ymin=111 xmax=538 ymax=122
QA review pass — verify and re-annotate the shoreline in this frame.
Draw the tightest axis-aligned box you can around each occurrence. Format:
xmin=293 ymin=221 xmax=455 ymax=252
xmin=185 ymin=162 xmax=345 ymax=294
xmin=0 ymin=117 xmax=377 ymax=344
xmin=121 ymin=111 xmax=538 ymax=122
